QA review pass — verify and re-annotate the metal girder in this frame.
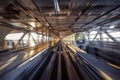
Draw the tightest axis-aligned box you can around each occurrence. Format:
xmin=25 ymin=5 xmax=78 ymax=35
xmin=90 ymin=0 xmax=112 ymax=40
xmin=37 ymin=33 xmax=40 ymax=43
xmin=14 ymin=0 xmax=56 ymax=37
xmin=0 ymin=19 xmax=30 ymax=32
xmin=32 ymin=0 xmax=59 ymax=36
xmin=92 ymin=31 xmax=100 ymax=41
xmin=98 ymin=14 xmax=120 ymax=25
xmin=69 ymin=0 xmax=92 ymax=28
xmin=80 ymin=6 xmax=120 ymax=29
xmin=31 ymin=33 xmax=38 ymax=45
xmin=15 ymin=32 xmax=27 ymax=48
xmin=41 ymin=27 xmax=46 ymax=43
xmin=28 ymin=32 xmax=31 ymax=46
xmin=99 ymin=28 xmax=103 ymax=47
xmin=81 ymin=14 xmax=120 ymax=31
xmin=12 ymin=1 xmax=35 ymax=19
xmin=10 ymin=2 xmax=37 ymax=30
xmin=104 ymin=31 xmax=120 ymax=47
xmin=87 ymin=31 xmax=90 ymax=41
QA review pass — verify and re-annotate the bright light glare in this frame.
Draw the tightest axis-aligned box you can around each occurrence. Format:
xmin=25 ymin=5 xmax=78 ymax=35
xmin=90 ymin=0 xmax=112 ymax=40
xmin=54 ymin=0 xmax=60 ymax=12
xmin=90 ymin=31 xmax=97 ymax=35
xmin=5 ymin=32 xmax=49 ymax=47
xmin=89 ymin=31 xmax=120 ymax=41
xmin=5 ymin=33 xmax=24 ymax=40
xmin=29 ymin=22 xmax=35 ymax=27
xmin=110 ymin=32 xmax=120 ymax=37
xmin=31 ymin=32 xmax=38 ymax=39
xmin=110 ymin=25 xmax=115 ymax=29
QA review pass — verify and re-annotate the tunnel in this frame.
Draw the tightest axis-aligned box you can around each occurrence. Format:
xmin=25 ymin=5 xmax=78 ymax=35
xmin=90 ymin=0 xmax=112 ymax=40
xmin=0 ymin=0 xmax=120 ymax=80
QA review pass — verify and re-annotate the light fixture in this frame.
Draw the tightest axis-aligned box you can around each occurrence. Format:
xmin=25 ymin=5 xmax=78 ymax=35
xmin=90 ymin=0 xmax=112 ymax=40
xmin=53 ymin=0 xmax=60 ymax=12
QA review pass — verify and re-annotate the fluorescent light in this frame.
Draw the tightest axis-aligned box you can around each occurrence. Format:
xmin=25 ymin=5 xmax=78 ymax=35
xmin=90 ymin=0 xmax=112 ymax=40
xmin=54 ymin=0 xmax=60 ymax=12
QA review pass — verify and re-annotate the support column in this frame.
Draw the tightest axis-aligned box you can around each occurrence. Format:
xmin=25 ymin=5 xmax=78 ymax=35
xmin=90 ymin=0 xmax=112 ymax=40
xmin=104 ymin=31 xmax=120 ymax=47
xmin=41 ymin=27 xmax=44 ymax=43
xmin=99 ymin=27 xmax=103 ymax=47
xmin=15 ymin=32 xmax=27 ymax=48
xmin=31 ymin=34 xmax=37 ymax=45
xmin=48 ymin=28 xmax=51 ymax=47
xmin=28 ymin=32 xmax=31 ymax=46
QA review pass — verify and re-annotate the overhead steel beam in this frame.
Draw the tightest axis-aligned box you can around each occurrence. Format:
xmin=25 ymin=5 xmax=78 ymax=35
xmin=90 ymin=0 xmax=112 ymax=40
xmin=87 ymin=31 xmax=90 ymax=41
xmin=37 ymin=33 xmax=40 ymax=44
xmin=14 ymin=0 xmax=55 ymax=35
xmin=92 ymin=31 xmax=99 ymax=41
xmin=80 ymin=6 xmax=120 ymax=28
xmin=32 ymin=0 xmax=59 ymax=36
xmin=8 ymin=11 xmax=35 ymax=29
xmin=31 ymin=33 xmax=38 ymax=45
xmin=18 ymin=0 xmax=59 ymax=37
xmin=98 ymin=15 xmax=120 ymax=25
xmin=15 ymin=32 xmax=27 ymax=48
xmin=0 ymin=20 xmax=30 ymax=32
xmin=99 ymin=28 xmax=103 ymax=47
xmin=28 ymin=32 xmax=31 ymax=46
xmin=88 ymin=14 xmax=120 ymax=30
xmin=69 ymin=0 xmax=92 ymax=28
xmin=11 ymin=2 xmax=37 ymax=30
xmin=41 ymin=27 xmax=45 ymax=43
xmin=12 ymin=1 xmax=35 ymax=19
xmin=104 ymin=31 xmax=120 ymax=47
xmin=8 ymin=11 xmax=36 ymax=30
xmin=77 ymin=13 xmax=120 ymax=31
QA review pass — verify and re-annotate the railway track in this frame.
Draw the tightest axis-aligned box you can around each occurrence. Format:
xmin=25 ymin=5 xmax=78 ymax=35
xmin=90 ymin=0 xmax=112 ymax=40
xmin=27 ymin=41 xmax=81 ymax=80
xmin=67 ymin=44 xmax=120 ymax=80
xmin=1 ymin=41 xmax=120 ymax=80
